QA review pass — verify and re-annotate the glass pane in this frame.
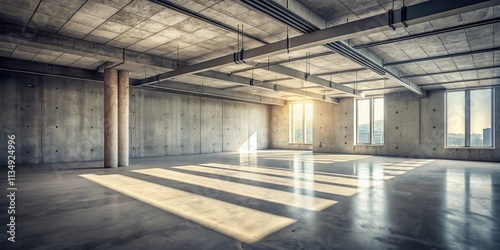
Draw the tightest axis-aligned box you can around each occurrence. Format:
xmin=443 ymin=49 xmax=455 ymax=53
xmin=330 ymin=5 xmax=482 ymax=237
xmin=373 ymin=98 xmax=384 ymax=144
xmin=305 ymin=103 xmax=313 ymax=144
xmin=357 ymin=99 xmax=370 ymax=144
xmin=470 ymin=89 xmax=492 ymax=147
xmin=447 ymin=91 xmax=465 ymax=147
xmin=293 ymin=103 xmax=303 ymax=143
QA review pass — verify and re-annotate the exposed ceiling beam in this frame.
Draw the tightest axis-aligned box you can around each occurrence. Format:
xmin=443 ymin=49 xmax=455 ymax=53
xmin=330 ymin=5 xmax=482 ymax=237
xmin=338 ymin=78 xmax=388 ymax=85
xmin=299 ymin=78 xmax=389 ymax=90
xmin=261 ymin=64 xmax=358 ymax=95
xmin=402 ymin=65 xmax=500 ymax=78
xmin=136 ymin=0 xmax=495 ymax=87
xmin=361 ymin=76 xmax=500 ymax=91
xmin=97 ymin=61 xmax=123 ymax=73
xmin=229 ymin=51 xmax=335 ymax=74
xmin=0 ymin=56 xmax=282 ymax=105
xmin=0 ymin=23 xmax=183 ymax=70
xmin=241 ymin=0 xmax=425 ymax=95
xmin=384 ymin=46 xmax=500 ymax=66
xmin=263 ymin=77 xmax=293 ymax=83
xmin=220 ymin=77 xmax=293 ymax=91
xmin=193 ymin=70 xmax=340 ymax=103
xmin=314 ymin=68 xmax=367 ymax=77
xmin=0 ymin=56 xmax=103 ymax=82
xmin=353 ymin=16 xmax=500 ymax=49
xmin=420 ymin=75 xmax=500 ymax=87
xmin=136 ymin=81 xmax=285 ymax=106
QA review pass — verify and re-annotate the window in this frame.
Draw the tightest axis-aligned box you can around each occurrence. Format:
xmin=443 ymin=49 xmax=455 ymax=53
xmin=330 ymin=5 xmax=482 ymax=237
xmin=446 ymin=89 xmax=494 ymax=147
xmin=290 ymin=102 xmax=313 ymax=144
xmin=356 ymin=97 xmax=384 ymax=145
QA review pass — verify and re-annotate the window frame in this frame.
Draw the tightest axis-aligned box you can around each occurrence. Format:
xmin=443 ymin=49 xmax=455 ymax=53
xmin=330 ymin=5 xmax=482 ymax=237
xmin=445 ymin=88 xmax=495 ymax=149
xmin=289 ymin=101 xmax=313 ymax=144
xmin=355 ymin=97 xmax=384 ymax=145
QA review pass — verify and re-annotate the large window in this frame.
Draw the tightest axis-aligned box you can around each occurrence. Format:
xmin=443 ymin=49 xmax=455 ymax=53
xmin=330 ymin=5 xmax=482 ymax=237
xmin=290 ymin=102 xmax=313 ymax=144
xmin=356 ymin=97 xmax=384 ymax=145
xmin=446 ymin=89 xmax=494 ymax=147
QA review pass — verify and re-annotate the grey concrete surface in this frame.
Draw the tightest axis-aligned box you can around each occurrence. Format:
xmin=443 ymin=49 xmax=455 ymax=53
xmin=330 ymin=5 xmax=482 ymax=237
xmin=0 ymin=150 xmax=499 ymax=249
xmin=0 ymin=71 xmax=271 ymax=166
xmin=104 ymin=68 xmax=118 ymax=168
xmin=308 ymin=88 xmax=500 ymax=161
xmin=118 ymin=70 xmax=129 ymax=167
xmin=270 ymin=104 xmax=313 ymax=151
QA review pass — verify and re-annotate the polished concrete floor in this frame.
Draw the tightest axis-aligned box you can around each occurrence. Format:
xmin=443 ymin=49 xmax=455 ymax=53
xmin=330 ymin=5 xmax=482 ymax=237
xmin=1 ymin=150 xmax=499 ymax=249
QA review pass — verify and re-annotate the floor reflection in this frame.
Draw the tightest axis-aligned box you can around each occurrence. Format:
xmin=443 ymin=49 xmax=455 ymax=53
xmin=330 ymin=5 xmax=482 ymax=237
xmin=257 ymin=153 xmax=372 ymax=164
xmin=445 ymin=169 xmax=494 ymax=249
xmin=350 ymin=163 xmax=389 ymax=236
xmin=76 ymin=151 xmax=486 ymax=247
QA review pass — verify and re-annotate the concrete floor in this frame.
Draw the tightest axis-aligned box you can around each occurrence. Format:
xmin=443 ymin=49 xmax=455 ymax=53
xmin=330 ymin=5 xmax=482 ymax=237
xmin=1 ymin=150 xmax=499 ymax=249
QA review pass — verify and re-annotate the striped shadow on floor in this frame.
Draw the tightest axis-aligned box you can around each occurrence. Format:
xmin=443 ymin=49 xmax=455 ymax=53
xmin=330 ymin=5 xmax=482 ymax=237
xmin=132 ymin=168 xmax=336 ymax=211
xmin=173 ymin=164 xmax=359 ymax=196
xmin=199 ymin=163 xmax=381 ymax=187
xmin=79 ymin=174 xmax=296 ymax=244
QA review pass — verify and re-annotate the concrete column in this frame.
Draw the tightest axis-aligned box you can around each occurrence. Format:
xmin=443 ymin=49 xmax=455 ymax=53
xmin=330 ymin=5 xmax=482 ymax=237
xmin=104 ymin=69 xmax=118 ymax=168
xmin=118 ymin=70 xmax=129 ymax=167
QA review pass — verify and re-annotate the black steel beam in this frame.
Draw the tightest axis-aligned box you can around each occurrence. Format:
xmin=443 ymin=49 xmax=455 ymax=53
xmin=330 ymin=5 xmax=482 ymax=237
xmin=195 ymin=70 xmax=340 ymax=103
xmin=237 ymin=0 xmax=427 ymax=94
xmin=314 ymin=68 xmax=367 ymax=77
xmin=0 ymin=56 xmax=104 ymax=82
xmin=354 ymin=17 xmax=500 ymax=49
xmin=230 ymin=51 xmax=335 ymax=74
xmin=136 ymin=0 xmax=496 ymax=88
xmin=421 ymin=75 xmax=500 ymax=86
xmin=338 ymin=78 xmax=388 ymax=85
xmin=362 ymin=76 xmax=500 ymax=91
xmin=385 ymin=46 xmax=500 ymax=66
xmin=0 ymin=23 xmax=182 ymax=70
xmin=402 ymin=65 xmax=500 ymax=78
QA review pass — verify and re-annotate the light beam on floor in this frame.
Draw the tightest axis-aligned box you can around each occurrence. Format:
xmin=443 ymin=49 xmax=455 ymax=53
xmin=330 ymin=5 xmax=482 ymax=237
xmin=79 ymin=174 xmax=296 ymax=244
xmin=133 ymin=168 xmax=337 ymax=211
xmin=173 ymin=165 xmax=359 ymax=196
xmin=200 ymin=163 xmax=379 ymax=188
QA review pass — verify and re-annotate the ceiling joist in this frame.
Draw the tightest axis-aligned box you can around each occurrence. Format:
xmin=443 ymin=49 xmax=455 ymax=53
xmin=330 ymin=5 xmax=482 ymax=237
xmin=136 ymin=0 xmax=495 ymax=96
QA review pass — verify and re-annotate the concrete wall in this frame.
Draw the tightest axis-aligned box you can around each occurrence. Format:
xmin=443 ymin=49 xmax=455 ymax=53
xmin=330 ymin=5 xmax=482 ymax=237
xmin=270 ymin=104 xmax=313 ymax=150
xmin=312 ymin=88 xmax=500 ymax=161
xmin=0 ymin=71 xmax=271 ymax=165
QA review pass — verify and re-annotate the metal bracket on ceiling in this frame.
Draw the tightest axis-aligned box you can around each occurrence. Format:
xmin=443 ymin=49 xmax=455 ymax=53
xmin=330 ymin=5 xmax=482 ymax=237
xmin=286 ymin=26 xmax=290 ymax=54
xmin=233 ymin=49 xmax=246 ymax=64
xmin=234 ymin=24 xmax=246 ymax=64
xmin=401 ymin=6 xmax=408 ymax=28
xmin=388 ymin=9 xmax=396 ymax=30
xmin=250 ymin=70 xmax=254 ymax=86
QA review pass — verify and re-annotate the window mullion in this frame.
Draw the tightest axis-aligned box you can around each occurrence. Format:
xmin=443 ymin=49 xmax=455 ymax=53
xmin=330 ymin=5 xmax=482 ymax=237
xmin=302 ymin=103 xmax=304 ymax=143
xmin=465 ymin=90 xmax=471 ymax=147
xmin=370 ymin=99 xmax=373 ymax=144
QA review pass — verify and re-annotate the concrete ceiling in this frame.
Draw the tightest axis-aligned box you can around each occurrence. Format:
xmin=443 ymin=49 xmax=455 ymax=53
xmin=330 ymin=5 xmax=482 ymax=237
xmin=0 ymin=0 xmax=499 ymax=101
